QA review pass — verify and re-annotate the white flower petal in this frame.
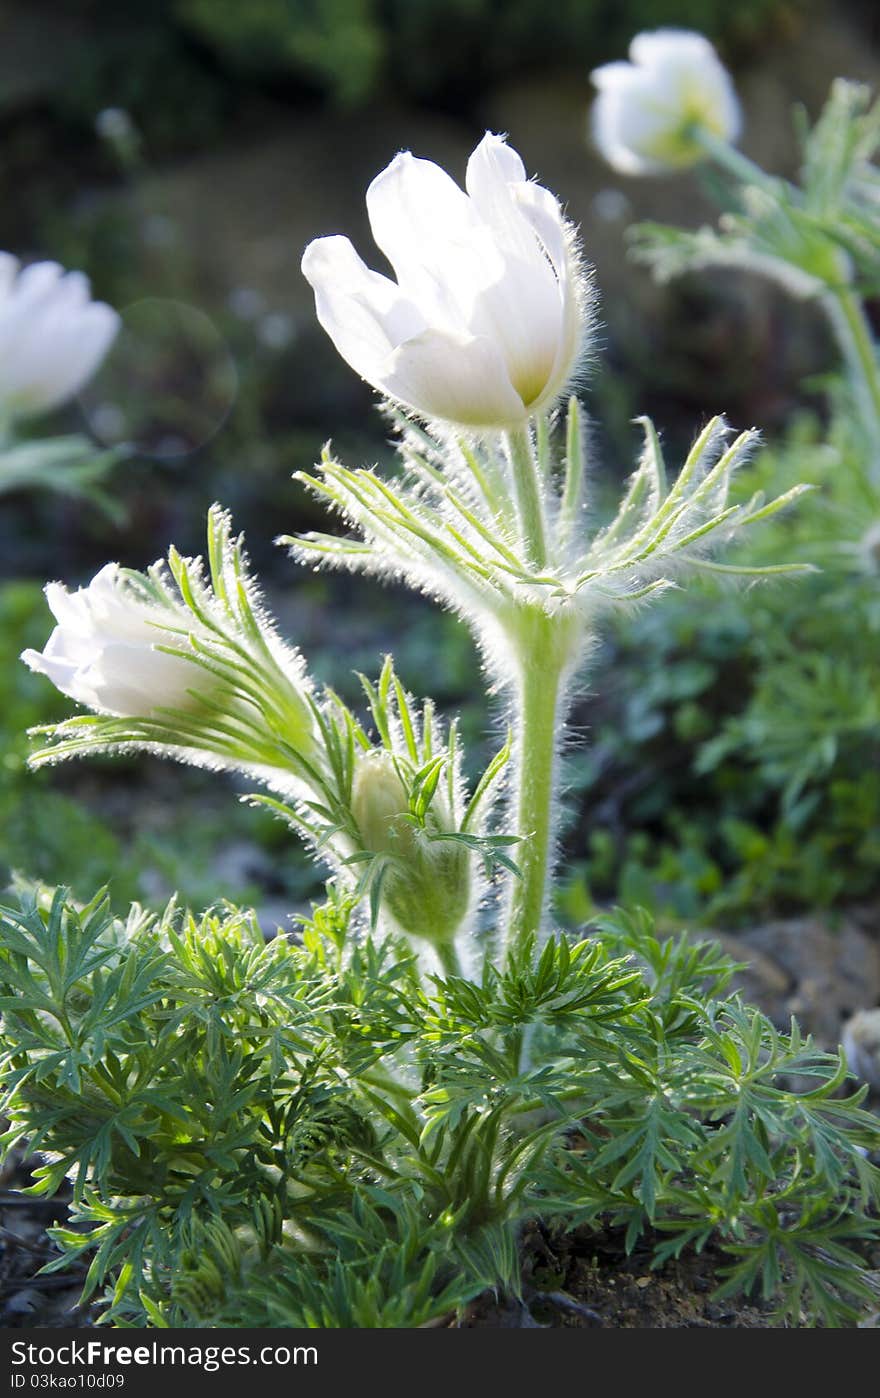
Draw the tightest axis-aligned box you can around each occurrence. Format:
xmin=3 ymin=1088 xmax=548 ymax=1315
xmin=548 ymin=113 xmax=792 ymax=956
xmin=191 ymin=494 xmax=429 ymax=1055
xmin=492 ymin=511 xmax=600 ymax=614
xmin=511 ymin=180 xmax=568 ymax=286
xmin=0 ymin=257 xmax=119 ymax=417
xmin=590 ymin=60 xmax=640 ymax=92
xmin=382 ymin=329 xmax=526 ymax=427
xmin=513 ymin=183 xmax=583 ymax=405
xmin=42 ymin=622 xmax=95 ymax=669
xmin=464 ymin=133 xmax=531 ymax=256
xmin=81 ymin=643 xmax=196 ymax=716
xmin=0 ymin=253 xmax=19 ymax=297
xmin=11 ymin=261 xmax=65 ymax=304
xmin=301 ymin=235 xmax=425 ymax=391
xmin=461 ymin=134 xmax=567 ymax=405
xmin=366 ymin=150 xmax=506 ymax=338
xmin=366 ymin=151 xmax=485 ymax=280
xmin=16 ymin=302 xmax=120 ymax=415
xmin=592 ymin=69 xmax=681 ymax=175
xmin=24 ymin=566 xmax=199 ymax=717
xmin=629 ymin=28 xmax=717 ymax=68
xmin=45 ymin=579 xmax=90 ymax=629
xmin=20 ymin=645 xmax=79 ymax=699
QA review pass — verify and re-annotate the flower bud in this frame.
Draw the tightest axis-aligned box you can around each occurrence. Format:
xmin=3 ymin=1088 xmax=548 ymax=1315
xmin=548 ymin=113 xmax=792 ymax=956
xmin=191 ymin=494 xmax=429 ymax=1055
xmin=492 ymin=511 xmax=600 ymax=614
xmin=302 ymin=132 xmax=588 ymax=429
xmin=21 ymin=564 xmax=200 ymax=717
xmin=590 ymin=29 xmax=741 ymax=175
xmin=0 ymin=256 xmax=119 ymax=419
xmin=351 ymin=751 xmax=471 ymax=946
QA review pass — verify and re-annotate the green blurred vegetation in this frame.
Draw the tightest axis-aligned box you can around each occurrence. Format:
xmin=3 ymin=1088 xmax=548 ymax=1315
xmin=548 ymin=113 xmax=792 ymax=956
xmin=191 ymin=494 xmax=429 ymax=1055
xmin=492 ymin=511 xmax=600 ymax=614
xmin=20 ymin=0 xmax=799 ymax=140
xmin=174 ymin=0 xmax=793 ymax=107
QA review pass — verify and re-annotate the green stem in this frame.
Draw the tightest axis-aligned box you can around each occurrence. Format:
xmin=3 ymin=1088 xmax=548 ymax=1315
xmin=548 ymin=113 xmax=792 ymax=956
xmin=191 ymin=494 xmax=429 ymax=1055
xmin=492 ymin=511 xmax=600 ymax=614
xmin=506 ymin=427 xmax=548 ymax=569
xmin=505 ymin=623 xmax=566 ymax=965
xmin=694 ymin=127 xmax=795 ymax=202
xmin=822 ymin=286 xmax=880 ymax=476
xmin=535 ymin=414 xmax=551 ymax=480
xmin=435 ymin=940 xmax=463 ymax=979
xmin=360 ymin=1065 xmax=417 ymax=1104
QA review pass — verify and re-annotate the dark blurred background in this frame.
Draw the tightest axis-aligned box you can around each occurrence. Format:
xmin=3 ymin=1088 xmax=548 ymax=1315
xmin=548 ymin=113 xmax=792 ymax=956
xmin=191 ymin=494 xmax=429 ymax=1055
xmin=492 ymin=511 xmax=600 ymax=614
xmin=1 ymin=0 xmax=878 ymax=920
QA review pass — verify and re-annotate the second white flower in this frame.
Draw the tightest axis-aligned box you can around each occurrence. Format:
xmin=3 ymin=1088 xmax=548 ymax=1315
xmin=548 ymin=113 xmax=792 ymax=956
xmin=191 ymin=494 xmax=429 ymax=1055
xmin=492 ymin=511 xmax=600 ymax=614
xmin=590 ymin=29 xmax=741 ymax=175
xmin=21 ymin=564 xmax=198 ymax=717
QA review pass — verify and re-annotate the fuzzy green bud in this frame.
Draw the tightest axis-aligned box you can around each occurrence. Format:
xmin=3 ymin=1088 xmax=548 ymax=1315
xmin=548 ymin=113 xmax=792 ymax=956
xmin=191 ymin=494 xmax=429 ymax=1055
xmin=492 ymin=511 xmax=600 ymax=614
xmin=351 ymin=751 xmax=470 ymax=947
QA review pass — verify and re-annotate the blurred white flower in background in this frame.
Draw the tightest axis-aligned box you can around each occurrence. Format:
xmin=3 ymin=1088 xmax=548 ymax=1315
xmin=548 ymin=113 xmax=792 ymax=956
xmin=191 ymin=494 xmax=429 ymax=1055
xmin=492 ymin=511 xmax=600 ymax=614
xmin=302 ymin=131 xmax=590 ymax=428
xmin=94 ymin=106 xmax=142 ymax=170
xmin=590 ymin=29 xmax=741 ymax=175
xmin=94 ymin=107 xmax=136 ymax=145
xmin=21 ymin=564 xmax=197 ymax=717
xmin=257 ymin=311 xmax=295 ymax=351
xmin=0 ymin=255 xmax=120 ymax=421
xmin=227 ymin=286 xmax=266 ymax=321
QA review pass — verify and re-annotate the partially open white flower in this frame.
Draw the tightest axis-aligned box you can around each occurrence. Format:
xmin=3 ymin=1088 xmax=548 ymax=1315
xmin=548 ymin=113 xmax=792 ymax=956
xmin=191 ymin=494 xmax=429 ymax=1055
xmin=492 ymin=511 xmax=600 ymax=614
xmin=21 ymin=564 xmax=197 ymax=717
xmin=302 ymin=132 xmax=587 ymax=429
xmin=0 ymin=255 xmax=119 ymax=420
xmin=591 ymin=29 xmax=741 ymax=175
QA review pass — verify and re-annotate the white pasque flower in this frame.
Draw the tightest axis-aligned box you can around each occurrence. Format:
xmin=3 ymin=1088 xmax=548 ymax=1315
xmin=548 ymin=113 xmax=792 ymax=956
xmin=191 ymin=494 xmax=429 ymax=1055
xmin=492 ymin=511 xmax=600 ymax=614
xmin=301 ymin=132 xmax=586 ymax=429
xmin=590 ymin=29 xmax=741 ymax=175
xmin=21 ymin=564 xmax=197 ymax=717
xmin=0 ymin=255 xmax=119 ymax=420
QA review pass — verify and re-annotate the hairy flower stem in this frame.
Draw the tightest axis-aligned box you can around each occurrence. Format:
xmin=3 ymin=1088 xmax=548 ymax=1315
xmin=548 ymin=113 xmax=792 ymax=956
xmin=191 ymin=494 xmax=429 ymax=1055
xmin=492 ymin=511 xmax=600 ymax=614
xmin=694 ymin=126 xmax=790 ymax=201
xmin=505 ymin=613 xmax=572 ymax=965
xmin=506 ymin=427 xmax=548 ymax=569
xmin=435 ymin=940 xmax=463 ymax=979
xmin=822 ymin=288 xmax=880 ymax=477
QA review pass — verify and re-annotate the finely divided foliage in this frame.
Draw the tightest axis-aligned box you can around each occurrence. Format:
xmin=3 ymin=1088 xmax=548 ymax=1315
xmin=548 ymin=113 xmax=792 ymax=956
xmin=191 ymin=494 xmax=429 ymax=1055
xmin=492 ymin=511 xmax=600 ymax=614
xmin=0 ymin=891 xmax=877 ymax=1327
xmin=2 ymin=118 xmax=879 ymax=1327
xmin=290 ymin=408 xmax=810 ymax=638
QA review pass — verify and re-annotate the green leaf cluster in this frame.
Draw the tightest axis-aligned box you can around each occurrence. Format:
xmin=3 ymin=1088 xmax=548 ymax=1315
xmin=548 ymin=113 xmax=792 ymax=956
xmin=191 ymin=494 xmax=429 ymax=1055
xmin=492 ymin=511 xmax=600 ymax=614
xmin=1 ymin=886 xmax=876 ymax=1327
